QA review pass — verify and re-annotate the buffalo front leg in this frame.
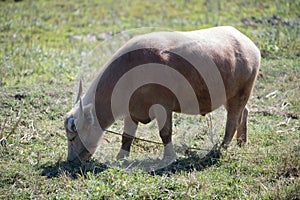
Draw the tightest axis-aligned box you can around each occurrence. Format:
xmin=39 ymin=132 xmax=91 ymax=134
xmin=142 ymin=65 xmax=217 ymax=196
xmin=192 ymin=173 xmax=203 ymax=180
xmin=157 ymin=110 xmax=177 ymax=164
xmin=116 ymin=117 xmax=138 ymax=160
xmin=236 ymin=107 xmax=248 ymax=146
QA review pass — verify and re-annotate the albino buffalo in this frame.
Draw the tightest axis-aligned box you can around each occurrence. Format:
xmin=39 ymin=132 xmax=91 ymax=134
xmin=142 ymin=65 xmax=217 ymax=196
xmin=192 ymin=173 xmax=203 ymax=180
xmin=64 ymin=26 xmax=260 ymax=164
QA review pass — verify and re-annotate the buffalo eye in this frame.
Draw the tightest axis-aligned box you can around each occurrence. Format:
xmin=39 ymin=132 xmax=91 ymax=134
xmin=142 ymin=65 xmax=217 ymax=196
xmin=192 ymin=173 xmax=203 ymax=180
xmin=71 ymin=123 xmax=77 ymax=133
xmin=67 ymin=117 xmax=77 ymax=133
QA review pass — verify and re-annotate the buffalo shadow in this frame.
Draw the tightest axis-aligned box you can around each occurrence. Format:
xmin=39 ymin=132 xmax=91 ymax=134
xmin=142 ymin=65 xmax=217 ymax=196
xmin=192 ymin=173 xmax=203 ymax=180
xmin=39 ymin=145 xmax=222 ymax=179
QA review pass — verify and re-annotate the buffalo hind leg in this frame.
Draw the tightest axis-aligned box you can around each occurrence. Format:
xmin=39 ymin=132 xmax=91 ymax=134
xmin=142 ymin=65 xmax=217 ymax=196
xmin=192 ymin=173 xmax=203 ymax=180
xmin=236 ymin=107 xmax=248 ymax=146
xmin=221 ymin=96 xmax=248 ymax=149
xmin=116 ymin=117 xmax=138 ymax=160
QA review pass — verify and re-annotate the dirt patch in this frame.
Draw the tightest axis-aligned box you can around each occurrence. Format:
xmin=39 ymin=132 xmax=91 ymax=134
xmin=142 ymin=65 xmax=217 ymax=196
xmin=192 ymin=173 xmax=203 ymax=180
xmin=241 ymin=15 xmax=300 ymax=28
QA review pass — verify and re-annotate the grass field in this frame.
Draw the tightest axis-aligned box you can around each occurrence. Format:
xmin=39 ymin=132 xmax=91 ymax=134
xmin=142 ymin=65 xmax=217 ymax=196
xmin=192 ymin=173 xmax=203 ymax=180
xmin=0 ymin=0 xmax=299 ymax=199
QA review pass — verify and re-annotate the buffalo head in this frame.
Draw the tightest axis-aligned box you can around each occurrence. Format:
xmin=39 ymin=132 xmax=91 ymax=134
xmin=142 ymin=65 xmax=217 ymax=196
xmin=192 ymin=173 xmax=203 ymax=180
xmin=64 ymin=80 xmax=101 ymax=164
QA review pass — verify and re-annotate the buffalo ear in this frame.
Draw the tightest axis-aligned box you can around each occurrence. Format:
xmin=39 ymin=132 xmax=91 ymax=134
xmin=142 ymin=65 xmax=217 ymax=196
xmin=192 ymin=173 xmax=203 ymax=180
xmin=84 ymin=104 xmax=95 ymax=126
xmin=74 ymin=101 xmax=95 ymax=132
xmin=74 ymin=79 xmax=82 ymax=105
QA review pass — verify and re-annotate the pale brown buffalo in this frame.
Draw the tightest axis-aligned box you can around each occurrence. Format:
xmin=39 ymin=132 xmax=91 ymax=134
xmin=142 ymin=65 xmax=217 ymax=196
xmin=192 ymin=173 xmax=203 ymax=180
xmin=64 ymin=26 xmax=261 ymax=164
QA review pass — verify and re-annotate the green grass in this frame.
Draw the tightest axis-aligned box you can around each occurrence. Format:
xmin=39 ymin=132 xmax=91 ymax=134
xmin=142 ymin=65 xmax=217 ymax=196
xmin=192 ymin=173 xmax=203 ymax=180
xmin=0 ymin=0 xmax=299 ymax=199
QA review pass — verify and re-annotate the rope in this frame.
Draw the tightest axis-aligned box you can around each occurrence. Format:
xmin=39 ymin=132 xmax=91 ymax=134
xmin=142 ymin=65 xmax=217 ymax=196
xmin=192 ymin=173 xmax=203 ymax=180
xmin=104 ymin=129 xmax=214 ymax=151
xmin=104 ymin=129 xmax=164 ymax=145
xmin=103 ymin=129 xmax=284 ymax=157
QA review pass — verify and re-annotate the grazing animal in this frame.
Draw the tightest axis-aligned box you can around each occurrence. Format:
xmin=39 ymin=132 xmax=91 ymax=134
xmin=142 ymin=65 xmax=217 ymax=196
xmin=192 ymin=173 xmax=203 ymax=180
xmin=64 ymin=26 xmax=260 ymax=164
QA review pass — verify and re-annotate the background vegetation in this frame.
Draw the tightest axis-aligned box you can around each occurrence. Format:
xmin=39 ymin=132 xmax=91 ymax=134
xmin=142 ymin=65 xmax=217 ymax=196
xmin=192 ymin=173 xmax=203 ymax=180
xmin=0 ymin=0 xmax=299 ymax=199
